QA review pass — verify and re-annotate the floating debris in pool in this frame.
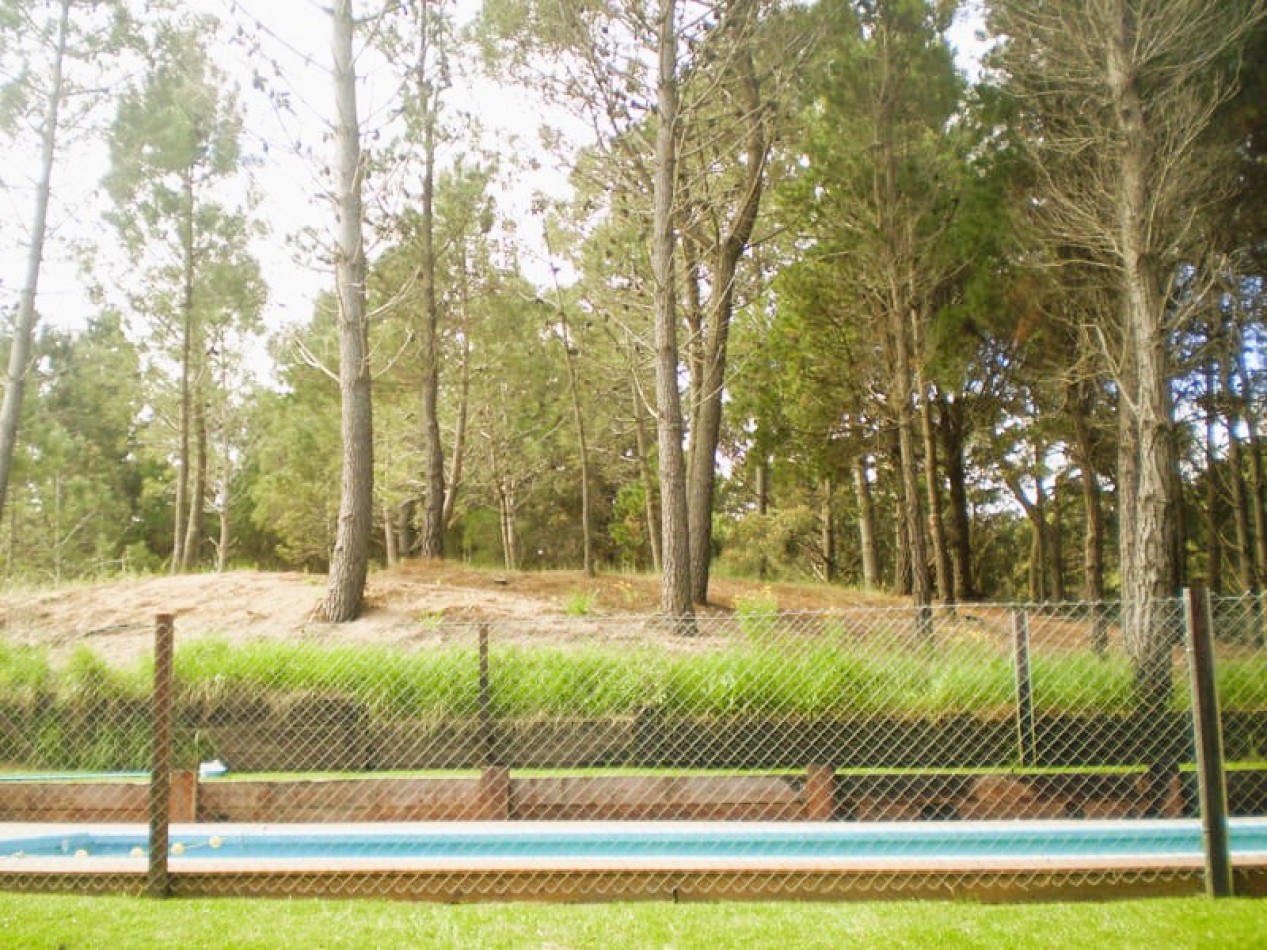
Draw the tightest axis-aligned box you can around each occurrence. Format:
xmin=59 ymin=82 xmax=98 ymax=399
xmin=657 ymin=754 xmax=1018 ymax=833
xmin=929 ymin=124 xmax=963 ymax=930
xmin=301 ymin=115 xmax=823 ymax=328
xmin=199 ymin=759 xmax=229 ymax=779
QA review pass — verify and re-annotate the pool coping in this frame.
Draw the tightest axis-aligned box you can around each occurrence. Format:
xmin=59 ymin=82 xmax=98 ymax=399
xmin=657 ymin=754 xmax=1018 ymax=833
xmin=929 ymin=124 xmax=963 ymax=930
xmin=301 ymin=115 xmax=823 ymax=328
xmin=3 ymin=819 xmax=1266 ymax=902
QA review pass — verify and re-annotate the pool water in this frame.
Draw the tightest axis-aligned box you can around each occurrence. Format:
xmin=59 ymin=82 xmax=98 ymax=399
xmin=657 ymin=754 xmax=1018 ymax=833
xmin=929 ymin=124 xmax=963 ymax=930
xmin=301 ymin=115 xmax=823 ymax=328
xmin=5 ymin=820 xmax=1266 ymax=862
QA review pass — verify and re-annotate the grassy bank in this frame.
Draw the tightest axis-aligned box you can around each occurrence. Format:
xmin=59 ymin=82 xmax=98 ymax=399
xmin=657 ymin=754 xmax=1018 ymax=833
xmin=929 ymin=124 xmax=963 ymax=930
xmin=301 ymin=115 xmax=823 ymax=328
xmin=4 ymin=635 xmax=1266 ymax=720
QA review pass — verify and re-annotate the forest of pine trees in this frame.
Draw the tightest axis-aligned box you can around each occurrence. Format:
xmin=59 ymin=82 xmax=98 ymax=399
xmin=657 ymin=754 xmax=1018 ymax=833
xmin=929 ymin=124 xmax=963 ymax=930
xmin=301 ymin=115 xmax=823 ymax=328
xmin=0 ymin=0 xmax=1264 ymax=618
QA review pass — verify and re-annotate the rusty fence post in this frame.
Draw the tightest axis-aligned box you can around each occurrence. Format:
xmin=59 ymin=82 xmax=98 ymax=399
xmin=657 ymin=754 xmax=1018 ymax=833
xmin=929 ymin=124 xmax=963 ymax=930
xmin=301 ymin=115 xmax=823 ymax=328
xmin=1184 ymin=587 xmax=1233 ymax=897
xmin=148 ymin=613 xmax=175 ymax=898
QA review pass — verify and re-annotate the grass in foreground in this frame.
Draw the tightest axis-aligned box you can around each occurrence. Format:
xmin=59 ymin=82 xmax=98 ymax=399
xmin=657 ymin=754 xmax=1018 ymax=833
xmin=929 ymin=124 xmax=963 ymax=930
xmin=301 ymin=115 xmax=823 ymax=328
xmin=0 ymin=894 xmax=1264 ymax=949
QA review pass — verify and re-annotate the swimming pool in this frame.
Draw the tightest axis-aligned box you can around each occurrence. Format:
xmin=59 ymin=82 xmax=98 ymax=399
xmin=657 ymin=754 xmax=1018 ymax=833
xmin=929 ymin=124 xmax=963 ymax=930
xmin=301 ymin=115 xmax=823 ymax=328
xmin=6 ymin=819 xmax=1267 ymax=862
xmin=3 ymin=820 xmax=1266 ymax=901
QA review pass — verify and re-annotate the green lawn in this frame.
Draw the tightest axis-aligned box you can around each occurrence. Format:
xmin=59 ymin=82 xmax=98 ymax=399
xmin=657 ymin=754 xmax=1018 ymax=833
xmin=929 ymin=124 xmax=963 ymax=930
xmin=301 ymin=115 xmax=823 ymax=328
xmin=0 ymin=894 xmax=1264 ymax=949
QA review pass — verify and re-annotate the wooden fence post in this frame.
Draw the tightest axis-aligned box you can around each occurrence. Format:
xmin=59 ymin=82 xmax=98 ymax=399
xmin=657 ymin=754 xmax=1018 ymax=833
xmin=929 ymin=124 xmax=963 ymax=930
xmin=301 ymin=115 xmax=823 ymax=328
xmin=1185 ymin=587 xmax=1233 ymax=897
xmin=147 ymin=613 xmax=175 ymax=898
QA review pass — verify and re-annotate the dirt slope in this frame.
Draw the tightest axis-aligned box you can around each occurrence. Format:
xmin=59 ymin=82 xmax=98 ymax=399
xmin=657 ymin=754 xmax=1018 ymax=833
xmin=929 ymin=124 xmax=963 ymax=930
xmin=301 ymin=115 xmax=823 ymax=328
xmin=0 ymin=561 xmax=894 ymax=666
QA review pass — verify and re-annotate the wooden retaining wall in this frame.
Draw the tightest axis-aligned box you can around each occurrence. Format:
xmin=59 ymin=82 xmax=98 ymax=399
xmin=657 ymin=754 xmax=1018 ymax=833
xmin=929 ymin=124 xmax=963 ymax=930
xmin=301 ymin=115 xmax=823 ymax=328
xmin=4 ymin=767 xmax=1267 ymax=824
xmin=180 ymin=707 xmax=1267 ymax=772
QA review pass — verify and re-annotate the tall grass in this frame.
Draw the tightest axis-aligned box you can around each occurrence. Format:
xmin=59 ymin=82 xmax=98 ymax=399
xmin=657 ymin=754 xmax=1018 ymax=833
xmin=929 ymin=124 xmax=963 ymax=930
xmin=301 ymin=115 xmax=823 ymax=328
xmin=0 ymin=636 xmax=1263 ymax=732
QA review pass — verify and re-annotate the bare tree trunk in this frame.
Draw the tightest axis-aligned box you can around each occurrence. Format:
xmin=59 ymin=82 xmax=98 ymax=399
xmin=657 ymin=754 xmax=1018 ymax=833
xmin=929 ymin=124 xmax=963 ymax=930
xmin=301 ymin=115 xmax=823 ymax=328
xmin=1070 ymin=381 xmax=1106 ymax=602
xmin=917 ymin=376 xmax=952 ymax=604
xmin=384 ymin=504 xmax=397 ymax=568
xmin=0 ymin=0 xmax=69 ymax=528
xmin=216 ymin=408 xmax=232 ymax=573
xmin=887 ymin=429 xmax=912 ymax=596
xmin=1049 ymin=476 xmax=1066 ymax=601
xmin=755 ymin=457 xmax=770 ymax=580
xmin=820 ymin=475 xmax=836 ymax=583
xmin=651 ymin=0 xmax=693 ymax=625
xmin=894 ymin=316 xmax=930 ymax=607
xmin=853 ymin=454 xmax=879 ymax=591
xmin=397 ymin=498 xmax=417 ymax=558
xmin=1205 ymin=363 xmax=1223 ymax=593
xmin=1111 ymin=14 xmax=1180 ymax=704
xmin=323 ymin=0 xmax=374 ymax=622
xmin=1030 ymin=481 xmax=1047 ymax=601
xmin=442 ymin=257 xmax=471 ymax=531
xmin=172 ymin=169 xmax=197 ymax=574
xmin=418 ymin=39 xmax=445 ymax=561
xmin=1229 ymin=431 xmax=1252 ymax=589
xmin=755 ymin=457 xmax=770 ymax=515
xmin=940 ymin=394 xmax=974 ymax=600
xmin=1248 ymin=422 xmax=1267 ymax=591
xmin=544 ymin=228 xmax=594 ymax=577
xmin=498 ymin=484 xmax=517 ymax=572
xmin=1234 ymin=332 xmax=1267 ymax=591
xmin=685 ymin=40 xmax=766 ymax=608
xmin=181 ymin=387 xmax=207 ymax=570
xmin=630 ymin=371 xmax=661 ymax=573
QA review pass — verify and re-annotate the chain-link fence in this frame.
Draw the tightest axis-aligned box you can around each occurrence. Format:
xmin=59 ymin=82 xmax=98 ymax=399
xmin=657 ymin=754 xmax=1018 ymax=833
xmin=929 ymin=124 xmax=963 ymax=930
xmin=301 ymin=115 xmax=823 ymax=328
xmin=1 ymin=593 xmax=1263 ymax=900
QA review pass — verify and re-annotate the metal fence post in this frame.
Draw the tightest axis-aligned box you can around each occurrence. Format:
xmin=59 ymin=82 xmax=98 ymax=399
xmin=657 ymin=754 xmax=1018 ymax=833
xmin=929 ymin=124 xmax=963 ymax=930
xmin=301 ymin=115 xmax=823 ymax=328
xmin=1184 ymin=587 xmax=1233 ymax=897
xmin=1012 ymin=609 xmax=1037 ymax=768
xmin=147 ymin=612 xmax=175 ymax=898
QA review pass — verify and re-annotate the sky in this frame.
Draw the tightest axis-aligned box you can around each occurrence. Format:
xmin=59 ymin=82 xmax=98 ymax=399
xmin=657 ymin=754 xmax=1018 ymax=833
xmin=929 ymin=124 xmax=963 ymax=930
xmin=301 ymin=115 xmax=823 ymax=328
xmin=0 ymin=0 xmax=990 ymax=355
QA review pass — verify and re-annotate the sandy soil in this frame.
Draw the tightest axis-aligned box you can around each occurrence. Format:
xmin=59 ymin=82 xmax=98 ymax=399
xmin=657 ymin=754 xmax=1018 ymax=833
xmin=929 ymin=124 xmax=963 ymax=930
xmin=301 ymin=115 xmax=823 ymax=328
xmin=0 ymin=561 xmax=896 ymax=666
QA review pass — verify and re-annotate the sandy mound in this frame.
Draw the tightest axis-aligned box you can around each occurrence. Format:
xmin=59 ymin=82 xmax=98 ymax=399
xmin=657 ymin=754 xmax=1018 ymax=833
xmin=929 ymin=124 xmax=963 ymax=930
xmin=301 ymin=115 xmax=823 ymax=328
xmin=0 ymin=562 xmax=895 ymax=667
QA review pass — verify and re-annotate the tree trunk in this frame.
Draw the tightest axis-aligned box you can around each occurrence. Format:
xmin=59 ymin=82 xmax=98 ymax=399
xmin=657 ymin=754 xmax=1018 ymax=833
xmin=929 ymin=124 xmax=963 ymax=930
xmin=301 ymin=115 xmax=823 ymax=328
xmin=1006 ymin=469 xmax=1048 ymax=602
xmin=498 ymin=484 xmax=517 ymax=572
xmin=1030 ymin=480 xmax=1047 ymax=601
xmin=1235 ymin=331 xmax=1267 ymax=592
xmin=820 ymin=475 xmax=836 ymax=583
xmin=544 ymin=228 xmax=594 ymax=577
xmin=384 ymin=504 xmax=397 ymax=568
xmin=418 ymin=49 xmax=445 ymax=561
xmin=1049 ymin=476 xmax=1066 ymax=601
xmin=216 ymin=414 xmax=232 ymax=573
xmin=323 ymin=0 xmax=374 ymax=623
xmin=171 ymin=168 xmax=197 ymax=574
xmin=1110 ymin=12 xmax=1180 ymax=705
xmin=917 ymin=376 xmax=952 ymax=604
xmin=755 ymin=457 xmax=770 ymax=580
xmin=397 ymin=498 xmax=417 ymax=558
xmin=755 ymin=457 xmax=769 ymax=514
xmin=685 ymin=41 xmax=766 ymax=608
xmin=1070 ymin=381 xmax=1106 ymax=602
xmin=1248 ymin=421 xmax=1267 ymax=592
xmin=442 ymin=257 xmax=471 ymax=532
xmin=939 ymin=394 xmax=974 ymax=600
xmin=0 ymin=0 xmax=69 ymax=528
xmin=853 ymin=454 xmax=879 ymax=592
xmin=887 ymin=428 xmax=912 ymax=596
xmin=651 ymin=0 xmax=693 ymax=625
xmin=181 ymin=387 xmax=208 ymax=570
xmin=1205 ymin=364 xmax=1223 ymax=593
xmin=630 ymin=371 xmax=661 ymax=573
xmin=893 ymin=314 xmax=930 ymax=607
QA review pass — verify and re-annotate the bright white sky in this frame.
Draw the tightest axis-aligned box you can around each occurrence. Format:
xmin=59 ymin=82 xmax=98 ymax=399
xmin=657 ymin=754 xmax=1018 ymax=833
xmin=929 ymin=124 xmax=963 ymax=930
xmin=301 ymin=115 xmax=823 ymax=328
xmin=0 ymin=0 xmax=989 ymax=349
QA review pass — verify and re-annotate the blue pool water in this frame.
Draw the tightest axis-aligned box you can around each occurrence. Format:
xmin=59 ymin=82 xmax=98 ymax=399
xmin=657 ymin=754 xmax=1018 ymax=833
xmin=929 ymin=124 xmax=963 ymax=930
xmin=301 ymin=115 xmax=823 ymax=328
xmin=4 ymin=820 xmax=1267 ymax=861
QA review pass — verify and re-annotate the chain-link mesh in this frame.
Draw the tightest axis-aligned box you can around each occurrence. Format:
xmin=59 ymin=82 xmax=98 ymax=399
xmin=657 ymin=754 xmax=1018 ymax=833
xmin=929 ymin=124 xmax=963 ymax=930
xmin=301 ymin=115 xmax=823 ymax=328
xmin=1 ymin=598 xmax=1263 ymax=900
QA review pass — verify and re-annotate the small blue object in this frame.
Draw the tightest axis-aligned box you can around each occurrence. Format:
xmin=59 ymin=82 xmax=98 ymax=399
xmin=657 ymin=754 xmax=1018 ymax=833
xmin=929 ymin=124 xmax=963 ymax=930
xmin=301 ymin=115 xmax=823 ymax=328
xmin=198 ymin=759 xmax=229 ymax=779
